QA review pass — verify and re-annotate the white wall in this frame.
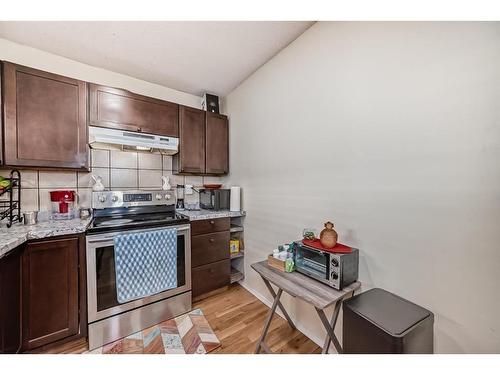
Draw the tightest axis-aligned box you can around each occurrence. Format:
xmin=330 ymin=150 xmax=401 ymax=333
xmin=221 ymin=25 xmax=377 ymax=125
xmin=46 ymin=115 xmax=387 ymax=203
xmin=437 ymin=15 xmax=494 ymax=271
xmin=0 ymin=38 xmax=201 ymax=108
xmin=224 ymin=22 xmax=500 ymax=353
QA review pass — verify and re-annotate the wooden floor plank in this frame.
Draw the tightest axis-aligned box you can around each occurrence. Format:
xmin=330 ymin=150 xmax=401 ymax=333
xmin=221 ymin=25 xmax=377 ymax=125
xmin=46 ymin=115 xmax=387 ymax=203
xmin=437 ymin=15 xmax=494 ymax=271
xmin=38 ymin=284 xmax=320 ymax=354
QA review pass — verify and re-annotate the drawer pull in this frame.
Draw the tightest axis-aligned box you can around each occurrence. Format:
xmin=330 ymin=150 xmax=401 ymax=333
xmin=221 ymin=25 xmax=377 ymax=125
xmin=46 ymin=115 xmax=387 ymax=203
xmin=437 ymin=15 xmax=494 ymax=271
xmin=210 ymin=220 xmax=215 ymax=225
xmin=209 ymin=238 xmax=215 ymax=243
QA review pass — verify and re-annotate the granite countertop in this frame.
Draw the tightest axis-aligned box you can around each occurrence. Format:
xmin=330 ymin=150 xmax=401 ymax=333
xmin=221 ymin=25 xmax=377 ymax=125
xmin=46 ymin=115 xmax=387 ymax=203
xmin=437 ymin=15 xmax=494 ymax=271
xmin=0 ymin=209 xmax=245 ymax=257
xmin=178 ymin=209 xmax=246 ymax=221
xmin=0 ymin=218 xmax=91 ymax=259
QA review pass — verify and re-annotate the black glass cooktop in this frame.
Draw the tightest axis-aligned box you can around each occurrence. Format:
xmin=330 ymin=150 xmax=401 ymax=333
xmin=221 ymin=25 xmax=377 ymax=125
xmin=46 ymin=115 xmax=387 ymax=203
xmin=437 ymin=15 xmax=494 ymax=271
xmin=87 ymin=207 xmax=189 ymax=234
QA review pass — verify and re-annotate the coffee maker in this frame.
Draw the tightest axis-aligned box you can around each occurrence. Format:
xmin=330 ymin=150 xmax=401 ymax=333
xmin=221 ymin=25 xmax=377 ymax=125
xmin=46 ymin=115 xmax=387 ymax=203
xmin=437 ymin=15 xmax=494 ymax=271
xmin=50 ymin=190 xmax=76 ymax=220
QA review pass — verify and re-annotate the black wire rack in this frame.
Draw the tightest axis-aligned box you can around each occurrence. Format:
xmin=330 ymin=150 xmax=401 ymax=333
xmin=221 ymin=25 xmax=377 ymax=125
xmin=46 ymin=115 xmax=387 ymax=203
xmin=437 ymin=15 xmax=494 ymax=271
xmin=0 ymin=169 xmax=23 ymax=228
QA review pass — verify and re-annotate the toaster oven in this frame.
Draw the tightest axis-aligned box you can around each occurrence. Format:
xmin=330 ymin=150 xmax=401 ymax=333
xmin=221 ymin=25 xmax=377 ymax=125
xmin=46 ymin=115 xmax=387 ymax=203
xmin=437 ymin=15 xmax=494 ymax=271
xmin=294 ymin=241 xmax=359 ymax=290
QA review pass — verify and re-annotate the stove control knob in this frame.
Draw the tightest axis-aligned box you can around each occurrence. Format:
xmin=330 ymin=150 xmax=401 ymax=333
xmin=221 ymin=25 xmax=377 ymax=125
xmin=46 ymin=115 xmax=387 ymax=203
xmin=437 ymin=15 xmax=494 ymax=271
xmin=331 ymin=271 xmax=339 ymax=280
xmin=98 ymin=195 xmax=107 ymax=203
xmin=331 ymin=258 xmax=339 ymax=267
xmin=155 ymin=194 xmax=163 ymax=200
xmin=111 ymin=195 xmax=119 ymax=202
xmin=164 ymin=194 xmax=171 ymax=200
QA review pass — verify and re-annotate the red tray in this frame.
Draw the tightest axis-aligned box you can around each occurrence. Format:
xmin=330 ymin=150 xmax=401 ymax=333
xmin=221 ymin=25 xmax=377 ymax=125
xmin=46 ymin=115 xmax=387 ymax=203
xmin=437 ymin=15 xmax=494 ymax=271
xmin=302 ymin=239 xmax=352 ymax=254
xmin=203 ymin=184 xmax=222 ymax=189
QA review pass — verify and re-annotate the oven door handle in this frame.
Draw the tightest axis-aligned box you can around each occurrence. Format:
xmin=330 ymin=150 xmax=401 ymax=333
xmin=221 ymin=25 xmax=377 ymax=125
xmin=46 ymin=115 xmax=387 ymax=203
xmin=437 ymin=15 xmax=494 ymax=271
xmin=87 ymin=237 xmax=115 ymax=244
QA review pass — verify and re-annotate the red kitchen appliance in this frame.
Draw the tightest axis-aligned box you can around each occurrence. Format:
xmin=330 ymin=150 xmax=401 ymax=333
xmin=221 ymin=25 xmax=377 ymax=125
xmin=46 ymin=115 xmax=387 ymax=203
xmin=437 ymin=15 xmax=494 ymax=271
xmin=50 ymin=190 xmax=76 ymax=220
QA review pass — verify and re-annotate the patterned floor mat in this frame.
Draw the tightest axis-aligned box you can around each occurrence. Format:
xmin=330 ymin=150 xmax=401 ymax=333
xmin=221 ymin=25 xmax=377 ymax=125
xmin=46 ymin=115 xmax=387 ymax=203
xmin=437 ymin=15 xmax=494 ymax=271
xmin=84 ymin=308 xmax=221 ymax=354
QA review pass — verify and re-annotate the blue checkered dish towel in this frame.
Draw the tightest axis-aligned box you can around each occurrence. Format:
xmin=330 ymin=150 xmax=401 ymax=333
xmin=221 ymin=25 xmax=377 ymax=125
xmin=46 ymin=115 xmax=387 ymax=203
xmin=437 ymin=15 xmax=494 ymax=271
xmin=114 ymin=228 xmax=177 ymax=304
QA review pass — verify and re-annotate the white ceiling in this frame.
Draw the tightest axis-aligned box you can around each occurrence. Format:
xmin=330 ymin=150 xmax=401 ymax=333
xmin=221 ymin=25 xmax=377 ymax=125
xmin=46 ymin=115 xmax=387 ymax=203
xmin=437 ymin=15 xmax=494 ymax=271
xmin=0 ymin=21 xmax=313 ymax=97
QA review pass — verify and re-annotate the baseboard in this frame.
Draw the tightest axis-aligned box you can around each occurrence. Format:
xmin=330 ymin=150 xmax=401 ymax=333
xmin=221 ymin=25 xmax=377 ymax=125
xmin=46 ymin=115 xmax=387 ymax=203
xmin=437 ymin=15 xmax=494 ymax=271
xmin=237 ymin=280 xmax=334 ymax=353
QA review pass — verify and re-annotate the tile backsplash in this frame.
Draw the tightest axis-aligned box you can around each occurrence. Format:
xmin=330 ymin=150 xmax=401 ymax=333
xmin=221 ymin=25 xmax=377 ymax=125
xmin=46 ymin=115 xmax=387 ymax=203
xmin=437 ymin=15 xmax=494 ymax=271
xmin=0 ymin=149 xmax=223 ymax=214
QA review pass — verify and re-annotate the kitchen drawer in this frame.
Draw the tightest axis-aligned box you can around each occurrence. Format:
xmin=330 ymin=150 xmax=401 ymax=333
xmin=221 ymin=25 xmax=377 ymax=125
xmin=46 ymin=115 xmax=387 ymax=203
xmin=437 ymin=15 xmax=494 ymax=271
xmin=191 ymin=231 xmax=230 ymax=268
xmin=190 ymin=217 xmax=230 ymax=236
xmin=192 ymin=259 xmax=230 ymax=298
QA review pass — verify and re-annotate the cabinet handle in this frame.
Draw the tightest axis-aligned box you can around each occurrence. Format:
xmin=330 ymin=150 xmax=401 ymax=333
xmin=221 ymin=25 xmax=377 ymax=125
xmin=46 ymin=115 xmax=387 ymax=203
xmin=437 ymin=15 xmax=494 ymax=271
xmin=210 ymin=220 xmax=215 ymax=225
xmin=209 ymin=238 xmax=215 ymax=243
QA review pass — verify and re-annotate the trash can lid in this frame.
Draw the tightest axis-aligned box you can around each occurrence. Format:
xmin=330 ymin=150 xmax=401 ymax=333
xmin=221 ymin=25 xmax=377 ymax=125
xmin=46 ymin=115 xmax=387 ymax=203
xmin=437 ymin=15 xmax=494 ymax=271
xmin=344 ymin=288 xmax=432 ymax=336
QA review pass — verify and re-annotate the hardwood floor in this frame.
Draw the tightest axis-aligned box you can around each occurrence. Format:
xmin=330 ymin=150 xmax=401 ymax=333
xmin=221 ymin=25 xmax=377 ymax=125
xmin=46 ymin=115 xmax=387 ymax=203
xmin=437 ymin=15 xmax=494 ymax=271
xmin=194 ymin=284 xmax=321 ymax=354
xmin=38 ymin=284 xmax=321 ymax=354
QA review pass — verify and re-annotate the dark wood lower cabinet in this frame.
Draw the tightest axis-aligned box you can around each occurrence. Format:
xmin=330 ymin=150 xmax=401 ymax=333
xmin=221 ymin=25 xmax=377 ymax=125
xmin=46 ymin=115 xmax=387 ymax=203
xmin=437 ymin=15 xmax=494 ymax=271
xmin=191 ymin=218 xmax=231 ymax=299
xmin=21 ymin=235 xmax=87 ymax=351
xmin=192 ymin=259 xmax=231 ymax=298
xmin=191 ymin=217 xmax=230 ymax=236
xmin=191 ymin=231 xmax=230 ymax=268
xmin=0 ymin=245 xmax=22 ymax=353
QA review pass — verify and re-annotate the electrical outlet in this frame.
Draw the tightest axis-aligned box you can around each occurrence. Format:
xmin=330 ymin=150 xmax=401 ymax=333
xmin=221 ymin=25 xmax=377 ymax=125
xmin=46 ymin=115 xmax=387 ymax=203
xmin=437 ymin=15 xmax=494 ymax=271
xmin=185 ymin=184 xmax=193 ymax=195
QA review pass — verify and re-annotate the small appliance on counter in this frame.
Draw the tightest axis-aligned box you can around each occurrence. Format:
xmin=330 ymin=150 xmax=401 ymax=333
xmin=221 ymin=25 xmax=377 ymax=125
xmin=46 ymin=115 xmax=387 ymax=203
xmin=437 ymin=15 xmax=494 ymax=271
xmin=199 ymin=188 xmax=230 ymax=211
xmin=230 ymin=186 xmax=241 ymax=212
xmin=294 ymin=240 xmax=359 ymax=290
xmin=50 ymin=190 xmax=76 ymax=220
xmin=176 ymin=184 xmax=185 ymax=210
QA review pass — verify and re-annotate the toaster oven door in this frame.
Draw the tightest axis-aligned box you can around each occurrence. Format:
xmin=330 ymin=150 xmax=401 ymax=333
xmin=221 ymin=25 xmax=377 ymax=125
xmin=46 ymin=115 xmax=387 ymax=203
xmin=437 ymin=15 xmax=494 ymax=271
xmin=295 ymin=245 xmax=330 ymax=281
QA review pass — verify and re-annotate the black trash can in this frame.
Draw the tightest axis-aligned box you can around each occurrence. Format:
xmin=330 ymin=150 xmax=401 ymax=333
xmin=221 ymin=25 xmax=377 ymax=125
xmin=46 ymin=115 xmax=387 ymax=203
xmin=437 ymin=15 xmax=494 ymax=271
xmin=343 ymin=288 xmax=434 ymax=354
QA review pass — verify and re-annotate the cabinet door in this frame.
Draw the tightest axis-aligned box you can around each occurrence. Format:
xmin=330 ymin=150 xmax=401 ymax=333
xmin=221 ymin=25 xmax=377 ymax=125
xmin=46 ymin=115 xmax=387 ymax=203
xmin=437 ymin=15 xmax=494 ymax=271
xmin=89 ymin=84 xmax=179 ymax=137
xmin=173 ymin=106 xmax=206 ymax=174
xmin=2 ymin=62 xmax=88 ymax=170
xmin=191 ymin=217 xmax=230 ymax=236
xmin=191 ymin=231 xmax=230 ymax=267
xmin=192 ymin=259 xmax=230 ymax=298
xmin=0 ymin=246 xmax=22 ymax=353
xmin=0 ymin=63 xmax=3 ymax=166
xmin=205 ymin=112 xmax=229 ymax=175
xmin=22 ymin=237 xmax=80 ymax=351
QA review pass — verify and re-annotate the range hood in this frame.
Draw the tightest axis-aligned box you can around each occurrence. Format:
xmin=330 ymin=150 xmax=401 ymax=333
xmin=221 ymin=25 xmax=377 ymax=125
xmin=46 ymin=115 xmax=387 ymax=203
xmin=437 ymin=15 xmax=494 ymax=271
xmin=89 ymin=126 xmax=179 ymax=155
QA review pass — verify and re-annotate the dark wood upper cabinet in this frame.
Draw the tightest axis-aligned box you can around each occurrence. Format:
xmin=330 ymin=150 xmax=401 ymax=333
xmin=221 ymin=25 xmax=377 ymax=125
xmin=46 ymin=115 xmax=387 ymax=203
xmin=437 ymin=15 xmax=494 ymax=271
xmin=173 ymin=108 xmax=229 ymax=176
xmin=89 ymin=84 xmax=179 ymax=137
xmin=173 ymin=106 xmax=206 ymax=174
xmin=22 ymin=235 xmax=86 ymax=351
xmin=0 ymin=64 xmax=3 ymax=166
xmin=2 ymin=62 xmax=89 ymax=170
xmin=205 ymin=112 xmax=229 ymax=175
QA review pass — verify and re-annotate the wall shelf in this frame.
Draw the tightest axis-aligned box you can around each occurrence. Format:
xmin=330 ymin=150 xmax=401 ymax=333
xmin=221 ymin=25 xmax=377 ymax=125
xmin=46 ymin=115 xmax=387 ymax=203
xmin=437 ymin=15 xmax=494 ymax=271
xmin=230 ymin=251 xmax=244 ymax=260
xmin=229 ymin=215 xmax=245 ymax=285
xmin=230 ymin=267 xmax=244 ymax=284
xmin=230 ymin=225 xmax=244 ymax=233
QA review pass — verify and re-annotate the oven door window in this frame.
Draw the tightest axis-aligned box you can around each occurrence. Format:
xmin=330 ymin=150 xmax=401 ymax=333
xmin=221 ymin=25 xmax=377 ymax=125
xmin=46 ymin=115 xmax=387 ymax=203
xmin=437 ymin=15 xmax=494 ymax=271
xmin=295 ymin=247 xmax=329 ymax=280
xmin=95 ymin=235 xmax=186 ymax=312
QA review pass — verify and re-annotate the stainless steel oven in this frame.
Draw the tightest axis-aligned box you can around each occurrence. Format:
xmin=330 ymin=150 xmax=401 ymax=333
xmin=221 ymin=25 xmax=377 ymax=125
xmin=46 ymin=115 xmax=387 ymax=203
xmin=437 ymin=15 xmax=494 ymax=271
xmin=85 ymin=190 xmax=192 ymax=350
xmin=86 ymin=224 xmax=191 ymax=350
